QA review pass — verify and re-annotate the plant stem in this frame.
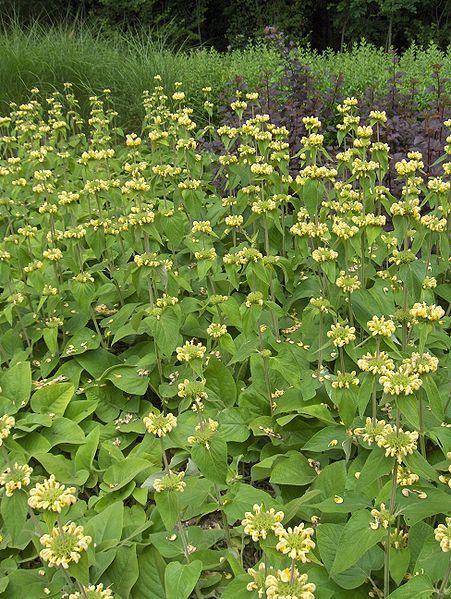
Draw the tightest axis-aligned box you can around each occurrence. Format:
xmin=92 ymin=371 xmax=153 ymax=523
xmin=160 ymin=437 xmax=169 ymax=471
xmin=384 ymin=459 xmax=398 ymax=597
xmin=214 ymin=484 xmax=232 ymax=550
xmin=437 ymin=560 xmax=451 ymax=597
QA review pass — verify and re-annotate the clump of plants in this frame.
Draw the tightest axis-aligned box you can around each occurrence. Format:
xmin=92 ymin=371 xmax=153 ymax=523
xmin=0 ymin=79 xmax=449 ymax=598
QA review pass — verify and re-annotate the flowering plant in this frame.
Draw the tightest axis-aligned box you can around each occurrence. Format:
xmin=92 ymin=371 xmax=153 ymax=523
xmin=0 ymin=80 xmax=449 ymax=598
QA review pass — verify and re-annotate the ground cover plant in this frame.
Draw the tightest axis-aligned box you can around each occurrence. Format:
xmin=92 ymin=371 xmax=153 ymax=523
xmin=0 ymin=80 xmax=449 ymax=599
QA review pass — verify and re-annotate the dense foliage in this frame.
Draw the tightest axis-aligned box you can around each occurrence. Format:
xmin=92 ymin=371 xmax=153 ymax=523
xmin=0 ymin=81 xmax=450 ymax=599
xmin=0 ymin=22 xmax=450 ymax=133
xmin=2 ymin=0 xmax=450 ymax=50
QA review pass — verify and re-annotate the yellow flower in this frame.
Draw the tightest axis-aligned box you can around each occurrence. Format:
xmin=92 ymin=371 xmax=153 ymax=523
xmin=357 ymin=351 xmax=394 ymax=375
xmin=410 ymin=302 xmax=445 ymax=322
xmin=379 ymin=367 xmax=423 ymax=395
xmin=332 ymin=371 xmax=359 ymax=389
xmin=0 ymin=463 xmax=33 ymax=496
xmin=28 ymin=474 xmax=77 ymax=512
xmin=241 ymin=504 xmax=284 ymax=541
xmin=40 ymin=522 xmax=91 ymax=568
xmin=327 ymin=323 xmax=356 ymax=347
xmin=396 ymin=466 xmax=419 ymax=486
xmin=367 ymin=316 xmax=396 ymax=337
xmin=68 ymin=584 xmax=114 ymax=599
xmin=143 ymin=412 xmax=177 ymax=437
xmin=336 ymin=271 xmax=361 ymax=293
xmin=265 ymin=568 xmax=316 ymax=599
xmin=391 ymin=528 xmax=409 ymax=549
xmin=376 ymin=425 xmax=418 ymax=463
xmin=0 ymin=415 xmax=15 ymax=445
xmin=245 ymin=291 xmax=264 ymax=307
xmin=153 ymin=470 xmax=186 ymax=493
xmin=402 ymin=352 xmax=439 ymax=375
xmin=312 ymin=247 xmax=338 ymax=262
xmin=187 ymin=418 xmax=219 ymax=448
xmin=435 ymin=518 xmax=451 ymax=552
xmin=354 ymin=417 xmax=387 ymax=445
xmin=275 ymin=523 xmax=315 ymax=561
xmin=42 ymin=248 xmax=63 ymax=261
xmin=422 ymin=276 xmax=437 ymax=289
xmin=207 ymin=323 xmax=227 ymax=338
xmin=370 ymin=503 xmax=395 ymax=530
xmin=176 ymin=340 xmax=206 ymax=362
xmin=191 ymin=220 xmax=212 ymax=234
xmin=225 ymin=215 xmax=243 ymax=228
xmin=247 ymin=562 xmax=273 ymax=596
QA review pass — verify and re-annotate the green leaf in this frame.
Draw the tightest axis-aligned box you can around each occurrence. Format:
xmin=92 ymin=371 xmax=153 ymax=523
xmin=390 ymin=548 xmax=410 ymax=586
xmin=1 ymin=490 xmax=31 ymax=549
xmin=191 ymin=436 xmax=228 ymax=484
xmin=0 ymin=361 xmax=31 ymax=411
xmin=30 ymin=382 xmax=74 ymax=416
xmin=151 ymin=309 xmax=183 ymax=357
xmin=41 ymin=416 xmax=85 ymax=447
xmin=164 ymin=560 xmax=203 ymax=599
xmin=403 ymin=451 xmax=438 ymax=482
xmin=62 ymin=327 xmax=100 ymax=356
xmin=204 ymin=357 xmax=237 ymax=407
xmin=330 ymin=510 xmax=385 ymax=575
xmin=385 ymin=575 xmax=433 ymax=598
xmin=103 ymin=545 xmax=139 ymax=597
xmin=270 ymin=452 xmax=316 ymax=486
xmin=33 ymin=452 xmax=89 ymax=485
xmin=133 ymin=546 xmax=166 ymax=599
xmin=75 ymin=426 xmax=100 ymax=472
xmin=104 ymin=365 xmax=149 ymax=395
xmin=85 ymin=501 xmax=124 ymax=546
xmin=318 ymin=522 xmax=382 ymax=589
xmin=357 ymin=449 xmax=392 ymax=489
xmin=155 ymin=489 xmax=180 ymax=530
xmin=422 ymin=376 xmax=444 ymax=421
xmin=103 ymin=457 xmax=151 ymax=491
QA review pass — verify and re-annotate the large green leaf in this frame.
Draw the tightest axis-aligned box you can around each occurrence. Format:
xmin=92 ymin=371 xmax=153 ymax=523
xmin=164 ymin=560 xmax=203 ymax=599
xmin=30 ymin=382 xmax=74 ymax=416
xmin=191 ymin=436 xmax=228 ymax=484
xmin=330 ymin=510 xmax=385 ymax=575
xmin=0 ymin=362 xmax=31 ymax=412
xmin=270 ymin=451 xmax=317 ymax=486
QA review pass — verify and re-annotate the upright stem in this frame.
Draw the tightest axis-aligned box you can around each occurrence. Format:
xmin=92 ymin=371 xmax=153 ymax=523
xmin=438 ymin=561 xmax=451 ymax=597
xmin=318 ymin=313 xmax=324 ymax=378
xmin=214 ymin=484 xmax=232 ymax=550
xmin=418 ymin=389 xmax=426 ymax=457
xmin=384 ymin=460 xmax=398 ymax=598
xmin=160 ymin=437 xmax=169 ymax=471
